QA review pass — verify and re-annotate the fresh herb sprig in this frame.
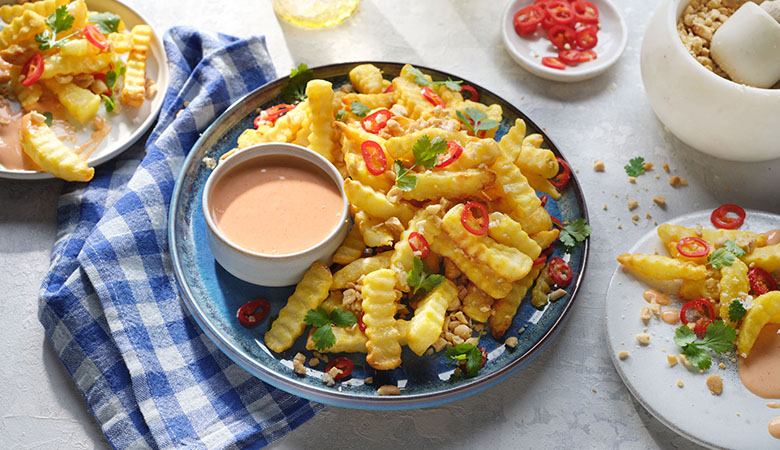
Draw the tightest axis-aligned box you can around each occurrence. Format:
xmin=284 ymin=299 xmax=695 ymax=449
xmin=728 ymin=299 xmax=747 ymax=322
xmin=407 ymin=257 xmax=445 ymax=296
xmin=89 ymin=12 xmax=121 ymax=34
xmin=456 ymin=107 xmax=499 ymax=137
xmin=555 ymin=218 xmax=592 ymax=254
xmin=280 ymin=63 xmax=314 ymax=104
xmin=42 ymin=112 xmax=53 ymax=127
xmin=674 ymin=320 xmax=737 ymax=370
xmin=101 ymin=61 xmax=126 ymax=113
xmin=303 ymin=306 xmax=357 ymax=351
xmin=624 ymin=157 xmax=646 ymax=177
xmin=707 ymin=239 xmax=745 ymax=269
xmin=405 ymin=66 xmax=462 ymax=91
xmin=336 ymin=100 xmax=370 ymax=120
xmin=35 ymin=6 xmax=76 ymax=50
xmin=445 ymin=343 xmax=484 ymax=377
xmin=394 ymin=135 xmax=448 ymax=191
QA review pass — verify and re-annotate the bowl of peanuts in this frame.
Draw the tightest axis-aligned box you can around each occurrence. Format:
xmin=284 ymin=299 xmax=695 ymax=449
xmin=640 ymin=0 xmax=780 ymax=162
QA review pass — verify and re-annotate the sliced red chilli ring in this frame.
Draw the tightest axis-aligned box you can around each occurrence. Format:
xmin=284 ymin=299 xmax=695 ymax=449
xmin=237 ymin=299 xmax=271 ymax=327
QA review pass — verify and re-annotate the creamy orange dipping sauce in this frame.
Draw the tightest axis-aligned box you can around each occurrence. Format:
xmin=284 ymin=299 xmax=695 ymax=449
xmin=643 ymin=289 xmax=671 ymax=306
xmin=210 ymin=155 xmax=344 ymax=256
xmin=764 ymin=229 xmax=780 ymax=246
xmin=738 ymin=323 xmax=780 ymax=399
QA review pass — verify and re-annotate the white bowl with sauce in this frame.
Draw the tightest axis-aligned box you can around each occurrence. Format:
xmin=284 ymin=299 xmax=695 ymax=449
xmin=202 ymin=143 xmax=349 ymax=286
xmin=641 ymin=0 xmax=780 ymax=162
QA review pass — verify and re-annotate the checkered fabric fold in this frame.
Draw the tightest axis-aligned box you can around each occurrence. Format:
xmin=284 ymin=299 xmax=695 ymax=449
xmin=39 ymin=27 xmax=321 ymax=450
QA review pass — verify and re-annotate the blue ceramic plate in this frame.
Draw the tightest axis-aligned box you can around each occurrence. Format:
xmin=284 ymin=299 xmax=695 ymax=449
xmin=169 ymin=62 xmax=590 ymax=409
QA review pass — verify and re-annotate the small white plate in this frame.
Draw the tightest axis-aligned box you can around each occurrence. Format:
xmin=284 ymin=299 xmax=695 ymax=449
xmin=502 ymin=0 xmax=627 ymax=82
xmin=605 ymin=209 xmax=780 ymax=450
xmin=0 ymin=0 xmax=169 ymax=180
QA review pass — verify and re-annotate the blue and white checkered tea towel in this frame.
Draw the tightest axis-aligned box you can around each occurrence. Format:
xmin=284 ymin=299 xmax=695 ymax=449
xmin=39 ymin=26 xmax=322 ymax=449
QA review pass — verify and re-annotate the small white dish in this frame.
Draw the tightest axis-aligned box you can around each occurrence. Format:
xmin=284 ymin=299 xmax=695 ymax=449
xmin=605 ymin=209 xmax=780 ymax=450
xmin=201 ymin=143 xmax=349 ymax=287
xmin=0 ymin=0 xmax=170 ymax=180
xmin=501 ymin=0 xmax=627 ymax=82
xmin=641 ymin=0 xmax=780 ymax=162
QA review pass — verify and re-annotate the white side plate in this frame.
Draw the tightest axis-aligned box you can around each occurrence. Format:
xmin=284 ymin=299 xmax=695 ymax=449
xmin=605 ymin=209 xmax=780 ymax=450
xmin=0 ymin=0 xmax=169 ymax=180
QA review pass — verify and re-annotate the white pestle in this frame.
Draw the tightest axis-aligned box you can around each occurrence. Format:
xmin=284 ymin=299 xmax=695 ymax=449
xmin=710 ymin=0 xmax=780 ymax=88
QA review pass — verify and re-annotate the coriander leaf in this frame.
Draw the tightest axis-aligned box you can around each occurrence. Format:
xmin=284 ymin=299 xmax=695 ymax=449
xmin=35 ymin=30 xmax=53 ymax=50
xmin=455 ymin=110 xmax=475 ymax=134
xmin=280 ymin=63 xmax=314 ymax=104
xmin=329 ymin=308 xmax=357 ymax=328
xmin=701 ymin=320 xmax=737 ymax=353
xmin=558 ymin=218 xmax=592 ymax=253
xmin=311 ymin=323 xmax=335 ymax=351
xmin=445 ymin=343 xmax=473 ymax=360
xmin=349 ymin=100 xmax=370 ymax=118
xmin=684 ymin=344 xmax=712 ymax=370
xmin=303 ymin=306 xmax=330 ymax=328
xmin=464 ymin=106 xmax=486 ymax=122
xmin=443 ymin=78 xmax=462 ymax=91
xmin=728 ymin=299 xmax=747 ymax=322
xmin=336 ymin=109 xmax=347 ymax=120
xmin=474 ymin=118 xmax=500 ymax=133
xmin=445 ymin=343 xmax=483 ymax=377
xmin=89 ymin=12 xmax=121 ymax=34
xmin=106 ymin=70 xmax=118 ymax=89
xmin=673 ymin=325 xmax=697 ymax=347
xmin=708 ymin=247 xmax=735 ymax=269
xmin=101 ymin=94 xmax=115 ymax=113
xmin=394 ymin=160 xmax=417 ymax=191
xmin=42 ymin=112 xmax=53 ymax=127
xmin=624 ymin=157 xmax=646 ymax=177
xmin=406 ymin=257 xmax=444 ymax=296
xmin=464 ymin=346 xmax=483 ymax=377
xmin=724 ymin=240 xmax=745 ymax=258
xmin=47 ymin=5 xmax=75 ymax=34
xmin=412 ymin=135 xmax=447 ymax=169
xmin=405 ymin=66 xmax=432 ymax=87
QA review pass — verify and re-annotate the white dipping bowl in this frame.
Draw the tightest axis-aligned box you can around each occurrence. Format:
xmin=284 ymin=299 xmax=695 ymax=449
xmin=641 ymin=0 xmax=780 ymax=162
xmin=202 ymin=143 xmax=349 ymax=286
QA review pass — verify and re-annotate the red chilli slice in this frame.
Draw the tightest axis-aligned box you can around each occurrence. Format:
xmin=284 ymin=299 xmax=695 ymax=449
xmin=575 ymin=26 xmax=598 ymax=49
xmin=357 ymin=311 xmax=367 ymax=333
xmin=435 ymin=140 xmax=464 ymax=168
xmin=542 ymin=56 xmax=566 ymax=70
xmin=710 ymin=204 xmax=746 ymax=229
xmin=236 ymin=299 xmax=271 ymax=327
xmin=572 ymin=0 xmax=599 ymax=23
xmin=20 ymin=54 xmax=44 ymax=87
xmin=513 ymin=5 xmax=546 ymax=36
xmin=460 ymin=84 xmax=479 ymax=102
xmin=680 ymin=299 xmax=715 ymax=337
xmin=361 ymin=109 xmax=392 ymax=134
xmin=83 ymin=24 xmax=109 ymax=51
xmin=548 ymin=25 xmax=577 ymax=50
xmin=421 ymin=86 xmax=446 ymax=107
xmin=408 ymin=232 xmax=430 ymax=258
xmin=461 ymin=201 xmax=489 ymax=236
xmin=360 ymin=140 xmax=387 ymax=175
xmin=548 ymin=256 xmax=573 ymax=286
xmin=550 ymin=157 xmax=571 ymax=189
xmin=325 ymin=357 xmax=354 ymax=380
xmin=748 ymin=267 xmax=778 ymax=295
xmin=676 ymin=237 xmax=710 ymax=258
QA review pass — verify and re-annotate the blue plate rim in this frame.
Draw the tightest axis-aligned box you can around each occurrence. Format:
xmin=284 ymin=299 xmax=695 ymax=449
xmin=168 ymin=61 xmax=590 ymax=409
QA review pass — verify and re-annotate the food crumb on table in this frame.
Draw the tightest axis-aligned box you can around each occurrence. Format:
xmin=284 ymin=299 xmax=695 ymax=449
xmin=667 ymin=354 xmax=679 ymax=367
xmin=603 ymin=204 xmax=608 ymax=211
xmin=718 ymin=362 xmax=726 ymax=369
xmin=618 ymin=350 xmax=629 ymax=360
xmin=629 ymin=176 xmax=636 ymax=184
xmin=593 ymin=160 xmax=605 ymax=172
xmin=628 ymin=200 xmax=639 ymax=211
xmin=642 ymin=161 xmax=654 ymax=171
xmin=640 ymin=306 xmax=651 ymax=324
xmin=663 ymin=162 xmax=670 ymax=173
xmin=377 ymin=385 xmax=401 ymax=396
xmin=706 ymin=374 xmax=723 ymax=395
xmin=636 ymin=333 xmax=651 ymax=346
xmin=653 ymin=195 xmax=666 ymax=207
xmin=677 ymin=379 xmax=685 ymax=388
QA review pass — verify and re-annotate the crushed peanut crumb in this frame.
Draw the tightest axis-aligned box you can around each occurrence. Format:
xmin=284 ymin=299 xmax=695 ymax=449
xmin=629 ymin=176 xmax=636 ymax=184
xmin=640 ymin=306 xmax=651 ymax=324
xmin=718 ymin=362 xmax=726 ymax=369
xmin=706 ymin=374 xmax=723 ymax=395
xmin=667 ymin=354 xmax=678 ymax=367
xmin=618 ymin=350 xmax=629 ymax=360
xmin=603 ymin=204 xmax=608 ymax=211
xmin=628 ymin=200 xmax=639 ymax=211
xmin=653 ymin=196 xmax=666 ymax=207
xmin=642 ymin=161 xmax=654 ymax=171
xmin=636 ymin=333 xmax=651 ymax=346
xmin=292 ymin=353 xmax=307 ymax=376
xmin=669 ymin=176 xmax=682 ymax=186
xmin=377 ymin=385 xmax=401 ymax=396
xmin=322 ymin=373 xmax=335 ymax=387
xmin=677 ymin=379 xmax=685 ymax=388
xmin=593 ymin=160 xmax=605 ymax=172
xmin=663 ymin=162 xmax=670 ymax=173
xmin=309 ymin=357 xmax=320 ymax=367
xmin=646 ymin=213 xmax=653 ymax=219
xmin=505 ymin=336 xmax=518 ymax=348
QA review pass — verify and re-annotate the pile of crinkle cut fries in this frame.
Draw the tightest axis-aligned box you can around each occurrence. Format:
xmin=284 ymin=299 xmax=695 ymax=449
xmin=220 ymin=63 xmax=587 ymax=380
